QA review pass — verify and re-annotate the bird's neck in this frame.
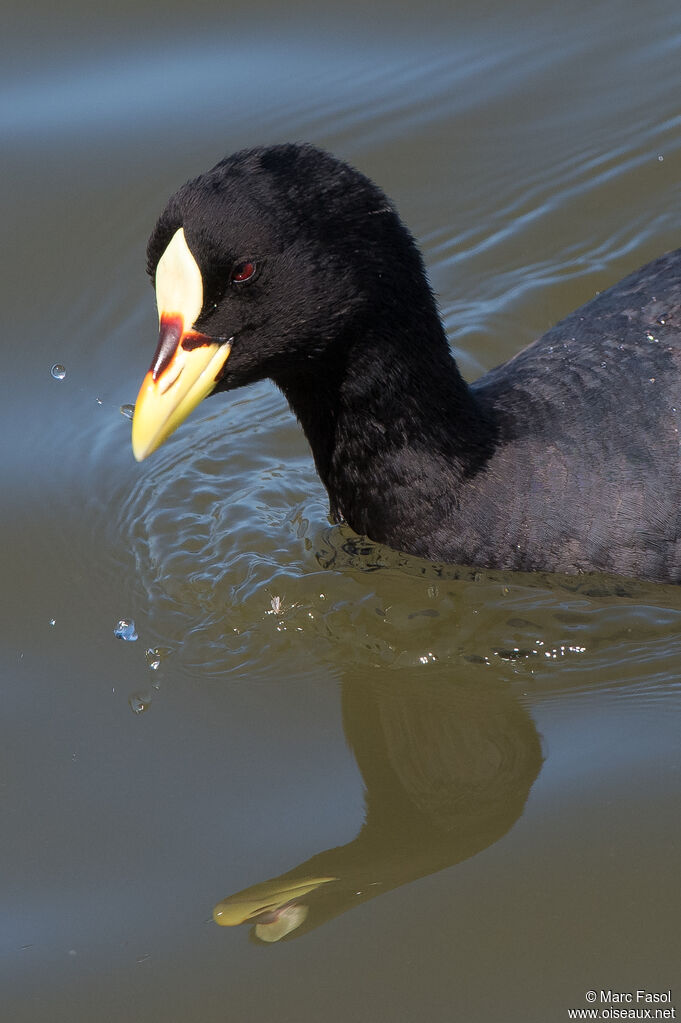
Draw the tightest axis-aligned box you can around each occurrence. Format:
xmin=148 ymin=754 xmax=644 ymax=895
xmin=276 ymin=320 xmax=498 ymax=556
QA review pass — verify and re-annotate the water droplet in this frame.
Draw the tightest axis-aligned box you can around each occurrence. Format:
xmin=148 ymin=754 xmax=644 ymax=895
xmin=129 ymin=694 xmax=151 ymax=715
xmin=51 ymin=364 xmax=66 ymax=380
xmin=95 ymin=397 xmax=103 ymax=406
xmin=114 ymin=619 xmax=138 ymax=641
xmin=145 ymin=647 xmax=162 ymax=670
xmin=48 ymin=618 xmax=56 ymax=627
xmin=120 ymin=404 xmax=135 ymax=420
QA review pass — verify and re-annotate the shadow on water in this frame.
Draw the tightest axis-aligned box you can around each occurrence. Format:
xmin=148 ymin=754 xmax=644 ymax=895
xmin=213 ymin=667 xmax=542 ymax=943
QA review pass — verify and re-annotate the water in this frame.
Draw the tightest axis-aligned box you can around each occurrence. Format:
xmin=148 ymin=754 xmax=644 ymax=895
xmin=145 ymin=647 xmax=164 ymax=671
xmin=128 ymin=693 xmax=152 ymax=715
xmin=3 ymin=0 xmax=681 ymax=1020
xmin=114 ymin=619 xmax=138 ymax=641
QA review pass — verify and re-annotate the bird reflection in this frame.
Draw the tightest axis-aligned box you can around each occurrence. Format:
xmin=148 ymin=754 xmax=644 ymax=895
xmin=213 ymin=669 xmax=543 ymax=943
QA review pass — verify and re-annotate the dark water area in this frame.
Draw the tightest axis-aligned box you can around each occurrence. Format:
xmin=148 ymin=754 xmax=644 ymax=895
xmin=3 ymin=0 xmax=681 ymax=1019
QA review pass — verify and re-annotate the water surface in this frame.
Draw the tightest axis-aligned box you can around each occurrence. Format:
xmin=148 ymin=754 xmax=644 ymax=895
xmin=3 ymin=0 xmax=681 ymax=1019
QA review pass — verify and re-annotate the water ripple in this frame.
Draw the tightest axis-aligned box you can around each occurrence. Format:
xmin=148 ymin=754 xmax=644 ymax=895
xmin=114 ymin=396 xmax=681 ymax=687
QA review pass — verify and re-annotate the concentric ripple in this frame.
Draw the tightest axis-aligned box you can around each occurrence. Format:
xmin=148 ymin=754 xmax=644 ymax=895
xmin=113 ymin=380 xmax=681 ymax=687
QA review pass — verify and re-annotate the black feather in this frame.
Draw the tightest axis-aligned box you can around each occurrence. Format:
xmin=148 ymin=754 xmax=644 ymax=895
xmin=145 ymin=143 xmax=681 ymax=582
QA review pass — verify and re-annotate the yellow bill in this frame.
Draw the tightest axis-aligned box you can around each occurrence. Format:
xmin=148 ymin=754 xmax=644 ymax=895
xmin=131 ymin=227 xmax=232 ymax=461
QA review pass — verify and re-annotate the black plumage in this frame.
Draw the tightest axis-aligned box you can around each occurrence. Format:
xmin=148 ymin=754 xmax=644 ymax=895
xmin=141 ymin=143 xmax=681 ymax=582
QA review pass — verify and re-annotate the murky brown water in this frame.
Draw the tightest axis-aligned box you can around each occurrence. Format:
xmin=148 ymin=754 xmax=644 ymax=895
xmin=3 ymin=0 xmax=681 ymax=1019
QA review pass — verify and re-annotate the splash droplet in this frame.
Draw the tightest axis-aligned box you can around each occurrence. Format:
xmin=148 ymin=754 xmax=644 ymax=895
xmin=120 ymin=404 xmax=135 ymax=420
xmin=129 ymin=693 xmax=151 ymax=715
xmin=51 ymin=364 xmax=66 ymax=380
xmin=114 ymin=619 xmax=138 ymax=641
xmin=145 ymin=647 xmax=162 ymax=670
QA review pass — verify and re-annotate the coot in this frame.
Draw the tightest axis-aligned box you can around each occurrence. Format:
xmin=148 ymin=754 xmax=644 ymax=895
xmin=132 ymin=143 xmax=681 ymax=582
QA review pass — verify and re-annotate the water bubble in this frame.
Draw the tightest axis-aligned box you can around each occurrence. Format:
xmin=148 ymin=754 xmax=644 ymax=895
xmin=51 ymin=364 xmax=66 ymax=380
xmin=120 ymin=404 xmax=135 ymax=420
xmin=114 ymin=619 xmax=138 ymax=641
xmin=129 ymin=694 xmax=151 ymax=715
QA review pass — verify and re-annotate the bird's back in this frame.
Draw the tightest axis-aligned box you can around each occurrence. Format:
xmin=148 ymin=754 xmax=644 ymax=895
xmin=457 ymin=249 xmax=681 ymax=580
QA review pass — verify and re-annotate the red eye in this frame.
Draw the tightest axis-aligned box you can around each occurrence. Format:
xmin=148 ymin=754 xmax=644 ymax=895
xmin=231 ymin=261 xmax=256 ymax=283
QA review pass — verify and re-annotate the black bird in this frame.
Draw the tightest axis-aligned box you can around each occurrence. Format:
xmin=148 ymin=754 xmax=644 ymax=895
xmin=132 ymin=143 xmax=681 ymax=583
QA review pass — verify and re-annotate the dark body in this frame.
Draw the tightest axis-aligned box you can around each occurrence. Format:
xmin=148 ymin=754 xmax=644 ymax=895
xmin=464 ymin=256 xmax=681 ymax=580
xmin=145 ymin=145 xmax=681 ymax=583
